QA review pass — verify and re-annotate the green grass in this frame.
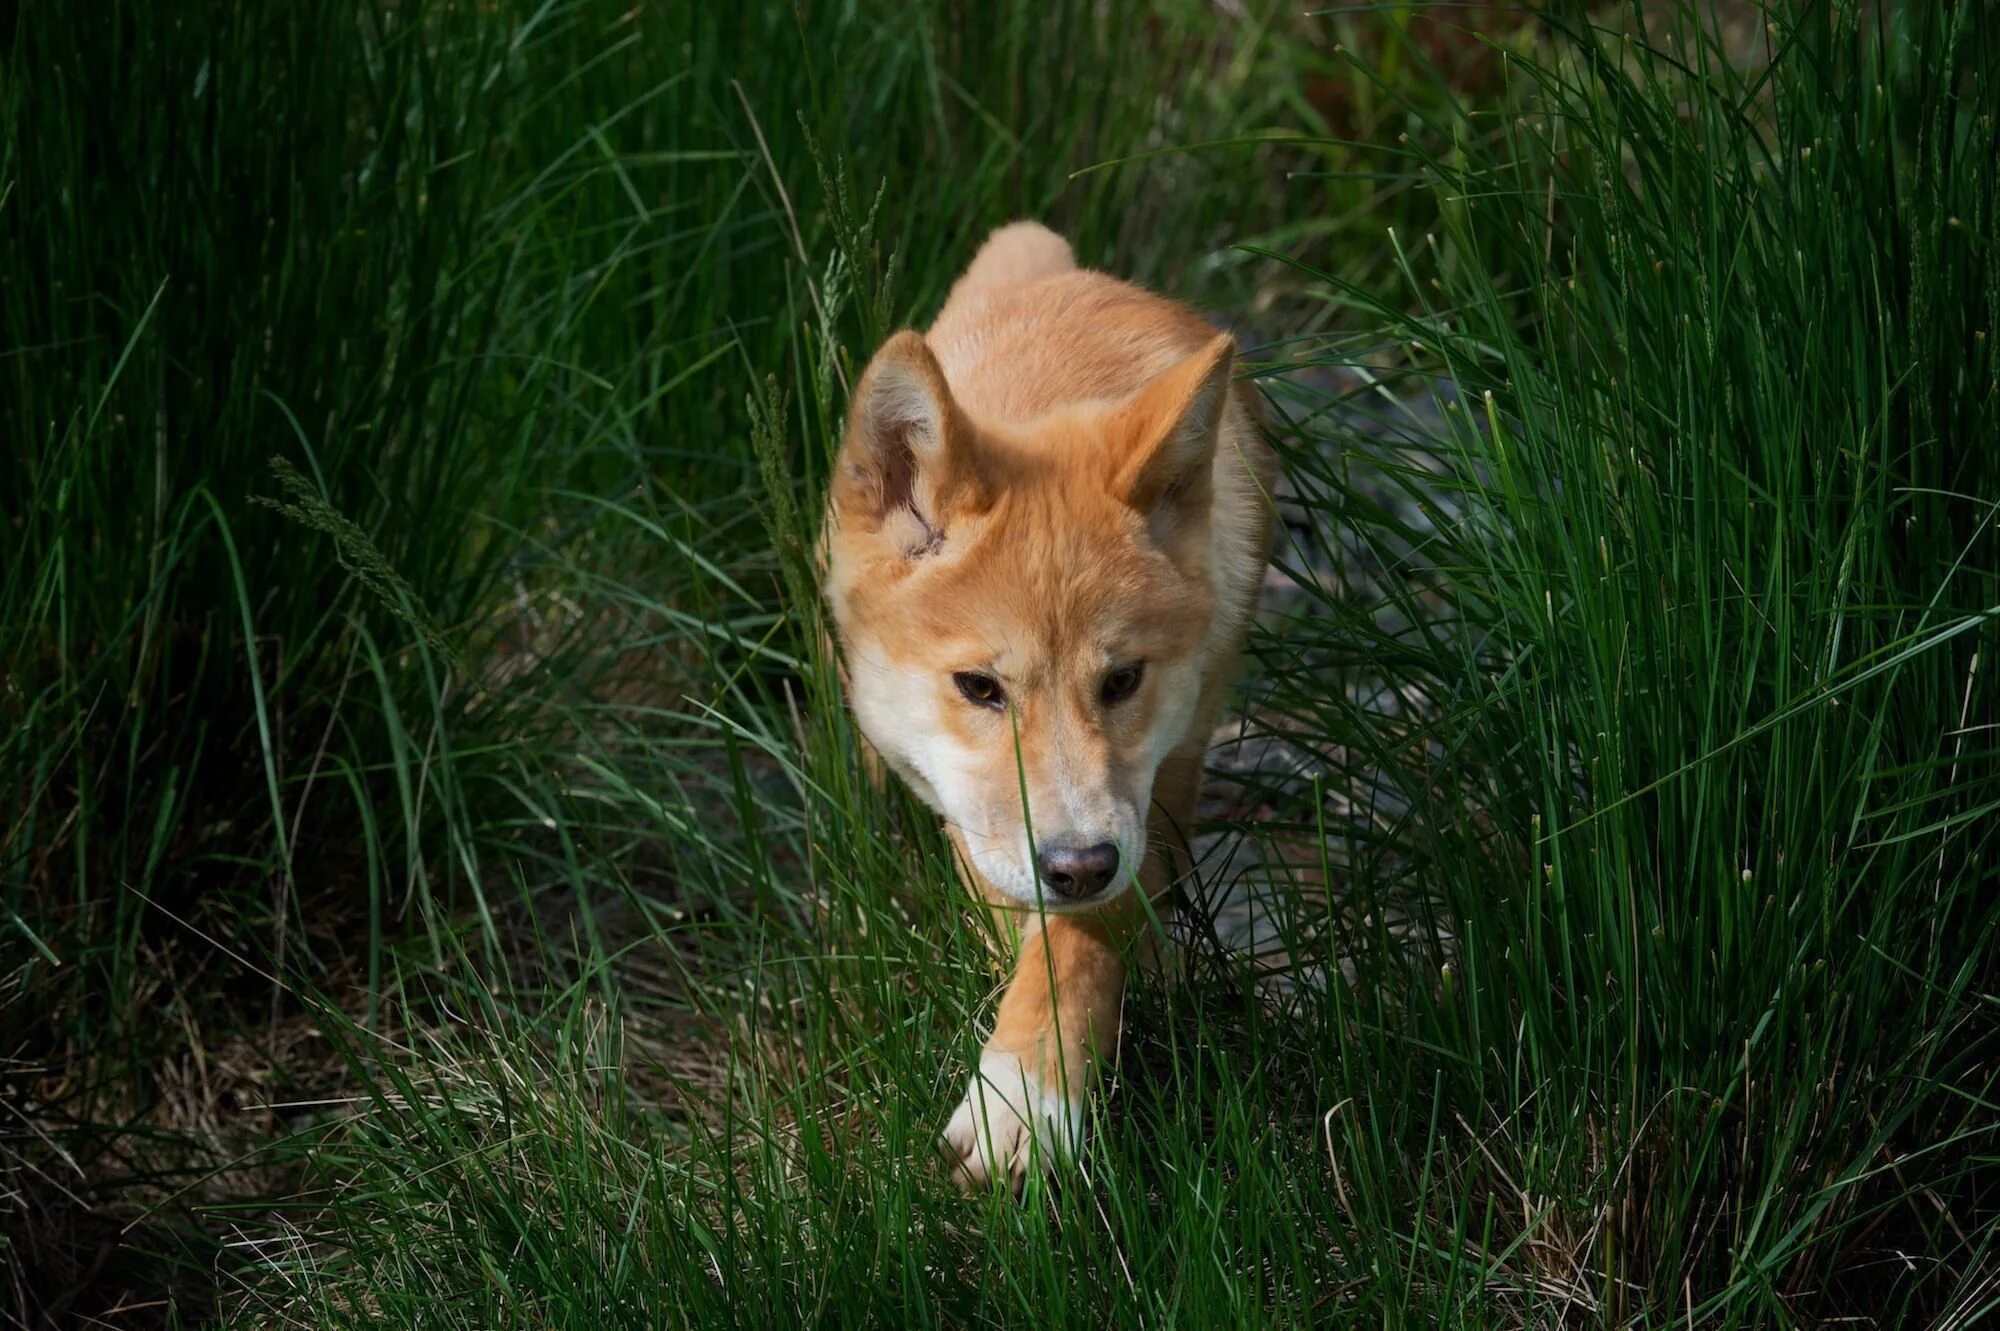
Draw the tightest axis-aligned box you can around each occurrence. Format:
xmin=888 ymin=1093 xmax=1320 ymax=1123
xmin=4 ymin=1 xmax=1997 ymax=1326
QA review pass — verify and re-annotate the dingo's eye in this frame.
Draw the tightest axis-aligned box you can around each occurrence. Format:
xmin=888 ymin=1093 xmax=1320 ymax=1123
xmin=953 ymin=671 xmax=1005 ymax=710
xmin=1102 ymin=664 xmax=1145 ymax=704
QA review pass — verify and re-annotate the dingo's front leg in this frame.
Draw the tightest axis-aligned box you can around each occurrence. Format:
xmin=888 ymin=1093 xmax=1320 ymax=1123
xmin=942 ymin=909 xmax=1130 ymax=1190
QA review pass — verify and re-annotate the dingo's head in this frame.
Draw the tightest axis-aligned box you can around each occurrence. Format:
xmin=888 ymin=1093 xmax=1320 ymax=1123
xmin=824 ymin=330 xmax=1235 ymax=911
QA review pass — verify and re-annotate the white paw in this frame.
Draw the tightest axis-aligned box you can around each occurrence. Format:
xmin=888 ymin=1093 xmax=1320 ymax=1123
xmin=940 ymin=1050 xmax=1084 ymax=1190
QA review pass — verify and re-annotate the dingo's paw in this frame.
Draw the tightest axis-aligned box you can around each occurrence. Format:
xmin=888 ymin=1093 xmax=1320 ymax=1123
xmin=940 ymin=1050 xmax=1083 ymax=1191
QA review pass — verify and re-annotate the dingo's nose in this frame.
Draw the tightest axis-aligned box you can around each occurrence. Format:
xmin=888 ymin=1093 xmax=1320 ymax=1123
xmin=1035 ymin=842 xmax=1120 ymax=899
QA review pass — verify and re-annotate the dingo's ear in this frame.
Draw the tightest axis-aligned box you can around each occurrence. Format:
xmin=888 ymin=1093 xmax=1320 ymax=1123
xmin=835 ymin=331 xmax=981 ymax=557
xmin=1111 ymin=333 xmax=1234 ymax=543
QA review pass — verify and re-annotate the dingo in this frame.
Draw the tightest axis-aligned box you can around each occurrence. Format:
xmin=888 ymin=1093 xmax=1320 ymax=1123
xmin=822 ymin=221 xmax=1275 ymax=1188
